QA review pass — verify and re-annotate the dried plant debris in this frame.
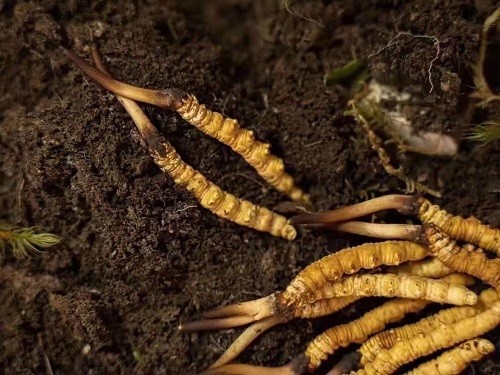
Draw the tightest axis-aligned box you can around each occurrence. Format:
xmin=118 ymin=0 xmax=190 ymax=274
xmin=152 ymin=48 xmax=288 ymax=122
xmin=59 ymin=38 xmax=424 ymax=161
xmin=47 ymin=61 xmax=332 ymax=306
xmin=0 ymin=221 xmax=60 ymax=259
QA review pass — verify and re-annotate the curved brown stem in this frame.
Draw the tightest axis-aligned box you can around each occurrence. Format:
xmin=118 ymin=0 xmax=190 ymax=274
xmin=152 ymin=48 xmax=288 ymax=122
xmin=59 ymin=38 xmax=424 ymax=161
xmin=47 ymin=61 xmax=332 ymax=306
xmin=64 ymin=48 xmax=185 ymax=109
xmin=290 ymin=195 xmax=418 ymax=225
xmin=200 ymin=354 xmax=308 ymax=375
xmin=179 ymin=294 xmax=278 ymax=332
xmin=320 ymin=221 xmax=424 ymax=241
xmin=211 ymin=316 xmax=287 ymax=368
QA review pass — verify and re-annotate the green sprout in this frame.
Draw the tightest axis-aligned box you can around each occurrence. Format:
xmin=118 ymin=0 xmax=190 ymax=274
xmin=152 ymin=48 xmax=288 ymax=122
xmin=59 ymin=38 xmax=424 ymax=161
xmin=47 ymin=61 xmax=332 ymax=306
xmin=466 ymin=122 xmax=500 ymax=144
xmin=324 ymin=59 xmax=367 ymax=88
xmin=0 ymin=222 xmax=60 ymax=259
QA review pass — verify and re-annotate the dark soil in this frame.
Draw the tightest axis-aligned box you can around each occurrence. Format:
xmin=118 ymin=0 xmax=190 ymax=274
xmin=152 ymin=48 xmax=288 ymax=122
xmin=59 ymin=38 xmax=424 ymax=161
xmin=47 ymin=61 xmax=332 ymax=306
xmin=1 ymin=1 xmax=499 ymax=374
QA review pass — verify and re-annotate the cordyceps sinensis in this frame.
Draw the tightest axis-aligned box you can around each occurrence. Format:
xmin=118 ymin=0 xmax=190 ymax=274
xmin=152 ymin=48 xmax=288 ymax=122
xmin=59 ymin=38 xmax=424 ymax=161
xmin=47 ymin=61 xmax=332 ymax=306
xmin=355 ymin=300 xmax=500 ymax=375
xmin=64 ymin=48 xmax=297 ymax=241
xmin=180 ymin=241 xmax=432 ymax=367
xmin=406 ymin=338 xmax=495 ymax=375
xmin=64 ymin=49 xmax=309 ymax=204
xmin=190 ymin=273 xmax=475 ymax=375
xmin=358 ymin=288 xmax=499 ymax=367
xmin=425 ymin=226 xmax=500 ymax=289
xmin=291 ymin=194 xmax=500 ymax=256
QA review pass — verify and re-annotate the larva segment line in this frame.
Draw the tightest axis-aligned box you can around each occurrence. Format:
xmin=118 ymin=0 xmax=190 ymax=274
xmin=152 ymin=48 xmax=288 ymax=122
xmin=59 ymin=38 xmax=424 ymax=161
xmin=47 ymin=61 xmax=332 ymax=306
xmin=358 ymin=286 xmax=496 ymax=366
xmin=281 ymin=241 xmax=429 ymax=308
xmin=73 ymin=48 xmax=296 ymax=240
xmin=312 ymin=273 xmax=477 ymax=305
xmin=425 ymin=226 xmax=500 ymax=289
xmin=176 ymin=95 xmax=310 ymax=203
xmin=65 ymin=49 xmax=309 ymax=204
xmin=418 ymin=197 xmax=500 ymax=257
xmin=356 ymin=300 xmax=500 ymax=375
xmin=304 ymin=298 xmax=429 ymax=372
xmin=406 ymin=339 xmax=495 ymax=375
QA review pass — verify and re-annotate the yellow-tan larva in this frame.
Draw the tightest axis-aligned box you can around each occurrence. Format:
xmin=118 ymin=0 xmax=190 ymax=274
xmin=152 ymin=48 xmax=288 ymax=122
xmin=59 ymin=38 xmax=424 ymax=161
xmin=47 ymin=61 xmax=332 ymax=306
xmin=312 ymin=273 xmax=477 ymax=306
xmin=281 ymin=241 xmax=429 ymax=307
xmin=151 ymin=144 xmax=297 ymax=240
xmin=67 ymin=48 xmax=297 ymax=241
xmin=359 ymin=304 xmax=478 ymax=366
xmin=305 ymin=298 xmax=428 ymax=372
xmin=425 ymin=226 xmax=500 ymax=289
xmin=356 ymin=300 xmax=500 ymax=375
xmin=406 ymin=339 xmax=495 ymax=375
xmin=388 ymin=257 xmax=453 ymax=278
xmin=176 ymin=94 xmax=310 ymax=203
xmin=418 ymin=197 xmax=500 ymax=257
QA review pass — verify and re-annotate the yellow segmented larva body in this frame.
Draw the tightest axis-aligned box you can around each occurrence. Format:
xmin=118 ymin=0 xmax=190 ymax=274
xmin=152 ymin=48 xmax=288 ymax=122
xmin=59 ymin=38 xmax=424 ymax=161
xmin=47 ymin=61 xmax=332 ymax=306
xmin=359 ymin=305 xmax=478 ymax=366
xmin=176 ymin=94 xmax=309 ymax=203
xmin=356 ymin=301 xmax=500 ymax=375
xmin=296 ymin=296 xmax=359 ymax=319
xmin=312 ymin=274 xmax=477 ymax=306
xmin=358 ymin=273 xmax=480 ymax=365
xmin=426 ymin=228 xmax=500 ymax=289
xmin=418 ymin=198 xmax=500 ymax=257
xmin=406 ymin=339 xmax=495 ymax=375
xmin=305 ymin=298 xmax=427 ymax=372
xmin=388 ymin=257 xmax=453 ymax=279
xmin=150 ymin=143 xmax=296 ymax=240
xmin=281 ymin=241 xmax=428 ymax=307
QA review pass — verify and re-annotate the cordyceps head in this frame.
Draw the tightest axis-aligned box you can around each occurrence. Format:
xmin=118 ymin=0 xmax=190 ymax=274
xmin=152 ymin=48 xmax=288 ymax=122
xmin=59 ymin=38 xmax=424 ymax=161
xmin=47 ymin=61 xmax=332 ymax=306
xmin=198 ymin=354 xmax=309 ymax=375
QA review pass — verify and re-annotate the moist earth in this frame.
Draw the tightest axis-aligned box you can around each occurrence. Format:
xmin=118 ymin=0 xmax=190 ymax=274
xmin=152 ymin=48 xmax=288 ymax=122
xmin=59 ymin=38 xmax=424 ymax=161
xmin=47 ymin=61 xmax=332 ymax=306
xmin=0 ymin=1 xmax=499 ymax=374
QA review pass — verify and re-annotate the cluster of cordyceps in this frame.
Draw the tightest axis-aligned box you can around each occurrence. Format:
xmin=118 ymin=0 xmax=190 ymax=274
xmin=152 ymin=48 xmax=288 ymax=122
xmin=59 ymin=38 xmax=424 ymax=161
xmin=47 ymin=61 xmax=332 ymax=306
xmin=65 ymin=48 xmax=499 ymax=375
xmin=180 ymin=195 xmax=500 ymax=375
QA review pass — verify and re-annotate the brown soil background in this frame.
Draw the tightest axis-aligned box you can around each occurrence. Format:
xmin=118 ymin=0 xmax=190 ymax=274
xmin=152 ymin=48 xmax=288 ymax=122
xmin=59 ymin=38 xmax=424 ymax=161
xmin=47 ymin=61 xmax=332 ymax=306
xmin=1 ymin=0 xmax=499 ymax=374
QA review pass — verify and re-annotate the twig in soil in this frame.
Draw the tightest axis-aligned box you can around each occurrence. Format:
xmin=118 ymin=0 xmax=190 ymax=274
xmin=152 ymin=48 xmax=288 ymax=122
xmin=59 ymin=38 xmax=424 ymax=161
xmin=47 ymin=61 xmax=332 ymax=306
xmin=350 ymin=99 xmax=442 ymax=198
xmin=282 ymin=0 xmax=323 ymax=27
xmin=370 ymin=29 xmax=440 ymax=93
xmin=64 ymin=48 xmax=298 ymax=240
xmin=64 ymin=49 xmax=309 ymax=205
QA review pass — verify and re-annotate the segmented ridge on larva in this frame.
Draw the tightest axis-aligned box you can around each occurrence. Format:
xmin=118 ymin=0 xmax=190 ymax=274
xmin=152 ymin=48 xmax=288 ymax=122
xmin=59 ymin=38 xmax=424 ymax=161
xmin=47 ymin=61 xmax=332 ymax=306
xmin=281 ymin=241 xmax=428 ymax=307
xmin=418 ymin=198 xmax=500 ymax=257
xmin=151 ymin=144 xmax=297 ymax=240
xmin=176 ymin=94 xmax=310 ymax=203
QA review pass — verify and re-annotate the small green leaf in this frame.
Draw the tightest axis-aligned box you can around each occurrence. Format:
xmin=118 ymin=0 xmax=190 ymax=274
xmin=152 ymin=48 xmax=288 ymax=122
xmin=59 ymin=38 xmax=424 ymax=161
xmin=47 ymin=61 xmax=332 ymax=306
xmin=324 ymin=60 xmax=367 ymax=87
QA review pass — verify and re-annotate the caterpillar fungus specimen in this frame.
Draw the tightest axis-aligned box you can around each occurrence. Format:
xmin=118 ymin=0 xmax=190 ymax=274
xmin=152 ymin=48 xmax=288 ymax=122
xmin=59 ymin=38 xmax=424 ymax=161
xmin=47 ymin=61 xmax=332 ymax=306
xmin=358 ymin=288 xmax=498 ymax=366
xmin=406 ymin=338 xmax=495 ymax=375
xmin=64 ymin=49 xmax=309 ymax=204
xmin=356 ymin=300 xmax=500 ymax=375
xmin=290 ymin=194 xmax=500 ymax=256
xmin=425 ymin=226 xmax=500 ymax=289
xmin=192 ymin=273 xmax=475 ymax=375
xmin=65 ymin=48 xmax=297 ymax=240
xmin=180 ymin=241 xmax=430 ymax=367
xmin=312 ymin=273 xmax=476 ymax=305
